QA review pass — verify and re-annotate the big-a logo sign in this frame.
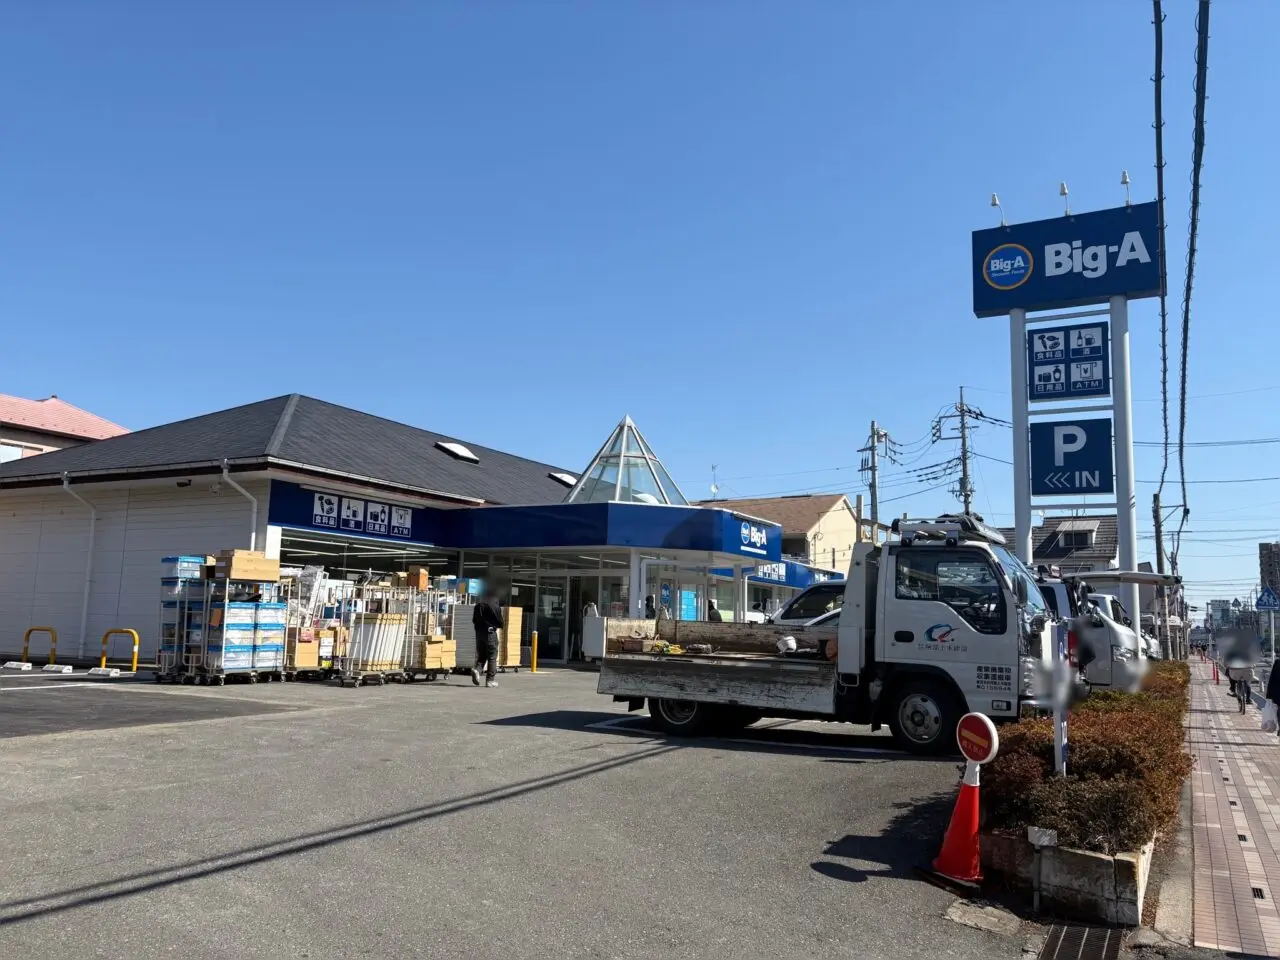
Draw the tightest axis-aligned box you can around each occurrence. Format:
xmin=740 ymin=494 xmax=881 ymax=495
xmin=740 ymin=521 xmax=769 ymax=551
xmin=984 ymin=243 xmax=1033 ymax=290
xmin=972 ymin=202 xmax=1161 ymax=318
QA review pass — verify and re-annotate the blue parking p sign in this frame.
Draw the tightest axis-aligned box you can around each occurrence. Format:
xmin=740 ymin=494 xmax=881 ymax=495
xmin=1029 ymin=418 xmax=1114 ymax=496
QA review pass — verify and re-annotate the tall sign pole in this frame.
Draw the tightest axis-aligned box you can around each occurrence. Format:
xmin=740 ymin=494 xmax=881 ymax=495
xmin=1109 ymin=295 xmax=1140 ymax=622
xmin=1010 ymin=308 xmax=1032 ymax=563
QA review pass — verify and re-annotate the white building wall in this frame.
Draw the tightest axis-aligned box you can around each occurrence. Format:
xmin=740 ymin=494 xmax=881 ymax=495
xmin=0 ymin=478 xmax=269 ymax=661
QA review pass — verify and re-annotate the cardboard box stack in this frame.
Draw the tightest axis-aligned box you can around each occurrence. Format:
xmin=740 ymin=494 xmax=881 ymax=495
xmin=406 ymin=565 xmax=432 ymax=592
xmin=213 ymin=549 xmax=281 ymax=583
xmin=501 ymin=607 xmax=523 ymax=667
xmin=287 ymin=627 xmax=320 ymax=670
xmin=423 ymin=634 xmax=456 ymax=671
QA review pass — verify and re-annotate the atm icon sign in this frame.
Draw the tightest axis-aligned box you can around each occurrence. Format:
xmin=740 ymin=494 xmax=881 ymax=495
xmin=1029 ymin=418 xmax=1114 ymax=497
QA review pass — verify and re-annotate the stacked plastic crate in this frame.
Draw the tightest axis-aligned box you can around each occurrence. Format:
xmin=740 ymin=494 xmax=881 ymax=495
xmin=207 ymin=601 xmax=257 ymax=674
xmin=159 ymin=556 xmax=207 ymax=681
xmin=254 ymin=601 xmax=287 ymax=674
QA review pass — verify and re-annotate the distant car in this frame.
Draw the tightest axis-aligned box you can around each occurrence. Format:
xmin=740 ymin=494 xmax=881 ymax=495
xmin=768 ymin=580 xmax=846 ymax=626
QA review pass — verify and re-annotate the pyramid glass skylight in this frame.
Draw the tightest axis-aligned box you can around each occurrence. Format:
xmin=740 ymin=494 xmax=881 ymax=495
xmin=563 ymin=417 xmax=689 ymax=506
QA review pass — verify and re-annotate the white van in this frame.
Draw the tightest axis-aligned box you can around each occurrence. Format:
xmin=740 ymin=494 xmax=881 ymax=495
xmin=767 ymin=580 xmax=846 ymax=626
xmin=1035 ymin=574 xmax=1149 ymax=693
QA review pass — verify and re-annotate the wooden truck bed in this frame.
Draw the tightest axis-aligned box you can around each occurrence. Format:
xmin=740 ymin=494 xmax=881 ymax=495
xmin=597 ymin=652 xmax=839 ymax=715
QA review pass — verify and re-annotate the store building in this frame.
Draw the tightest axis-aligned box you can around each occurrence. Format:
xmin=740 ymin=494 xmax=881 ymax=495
xmin=0 ymin=392 xmax=128 ymax=462
xmin=0 ymin=395 xmax=833 ymax=664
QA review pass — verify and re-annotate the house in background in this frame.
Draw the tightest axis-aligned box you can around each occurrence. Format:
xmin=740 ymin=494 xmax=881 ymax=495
xmin=697 ymin=493 xmax=866 ymax=571
xmin=0 ymin=393 xmax=128 ymax=462
xmin=998 ymin=514 xmax=1119 ymax=575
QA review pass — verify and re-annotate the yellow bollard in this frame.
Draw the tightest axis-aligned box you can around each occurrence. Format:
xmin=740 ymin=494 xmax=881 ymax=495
xmin=101 ymin=629 xmax=141 ymax=672
xmin=531 ymin=630 xmax=538 ymax=673
xmin=23 ymin=627 xmax=57 ymax=665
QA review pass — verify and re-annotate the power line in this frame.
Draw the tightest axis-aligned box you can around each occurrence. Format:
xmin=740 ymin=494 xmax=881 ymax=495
xmin=1153 ymin=0 xmax=1173 ymax=497
xmin=1173 ymin=0 xmax=1212 ymax=568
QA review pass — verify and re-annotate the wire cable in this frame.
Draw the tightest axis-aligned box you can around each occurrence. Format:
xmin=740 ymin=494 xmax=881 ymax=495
xmin=1153 ymin=1 xmax=1173 ymax=497
xmin=1172 ymin=0 xmax=1211 ymax=568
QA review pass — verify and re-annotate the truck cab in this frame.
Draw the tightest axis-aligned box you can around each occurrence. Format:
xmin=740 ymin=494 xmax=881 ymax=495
xmin=836 ymin=515 xmax=1054 ymax=748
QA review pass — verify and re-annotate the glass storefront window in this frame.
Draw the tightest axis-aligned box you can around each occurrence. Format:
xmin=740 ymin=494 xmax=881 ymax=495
xmin=536 ymin=578 xmax=567 ymax=660
xmin=711 ymin=580 xmax=738 ymax=620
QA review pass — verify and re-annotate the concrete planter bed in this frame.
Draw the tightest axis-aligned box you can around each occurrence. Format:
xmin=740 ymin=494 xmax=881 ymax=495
xmin=981 ymin=829 xmax=1155 ymax=926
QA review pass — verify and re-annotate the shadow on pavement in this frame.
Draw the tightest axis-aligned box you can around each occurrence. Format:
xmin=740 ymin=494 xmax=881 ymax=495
xmin=482 ymin=709 xmax=959 ymax=762
xmin=0 ymin=743 xmax=675 ymax=926
xmin=811 ymin=791 xmax=956 ymax=884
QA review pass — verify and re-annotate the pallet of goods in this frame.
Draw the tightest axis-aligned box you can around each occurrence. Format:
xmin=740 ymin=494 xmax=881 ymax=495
xmin=349 ymin=613 xmax=408 ymax=673
xmin=500 ymin=606 xmax=523 ymax=672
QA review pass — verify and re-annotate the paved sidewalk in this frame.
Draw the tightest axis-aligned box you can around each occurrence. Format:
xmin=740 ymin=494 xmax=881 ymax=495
xmin=1188 ymin=659 xmax=1280 ymax=956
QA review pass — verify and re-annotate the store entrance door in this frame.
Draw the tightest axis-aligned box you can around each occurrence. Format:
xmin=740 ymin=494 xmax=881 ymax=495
xmin=567 ymin=575 xmax=600 ymax=661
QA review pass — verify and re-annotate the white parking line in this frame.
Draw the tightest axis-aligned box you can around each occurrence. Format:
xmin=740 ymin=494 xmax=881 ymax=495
xmin=0 ymin=682 xmax=101 ymax=693
xmin=584 ymin=714 xmax=906 ymax=756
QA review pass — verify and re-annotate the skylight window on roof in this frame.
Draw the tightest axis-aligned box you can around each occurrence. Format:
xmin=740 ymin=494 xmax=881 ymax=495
xmin=435 ymin=441 xmax=479 ymax=464
xmin=549 ymin=471 xmax=578 ymax=487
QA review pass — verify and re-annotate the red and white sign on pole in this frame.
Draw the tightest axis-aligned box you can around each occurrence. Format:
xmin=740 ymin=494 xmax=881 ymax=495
xmin=956 ymin=712 xmax=999 ymax=766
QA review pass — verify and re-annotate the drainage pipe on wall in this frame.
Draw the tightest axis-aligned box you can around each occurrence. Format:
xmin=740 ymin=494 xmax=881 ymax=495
xmin=61 ymin=473 xmax=96 ymax=658
xmin=221 ymin=460 xmax=259 ymax=551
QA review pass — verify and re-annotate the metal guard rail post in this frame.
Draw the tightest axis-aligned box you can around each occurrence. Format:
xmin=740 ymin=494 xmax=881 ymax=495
xmin=23 ymin=627 xmax=57 ymax=665
xmin=101 ymin=629 xmax=141 ymax=673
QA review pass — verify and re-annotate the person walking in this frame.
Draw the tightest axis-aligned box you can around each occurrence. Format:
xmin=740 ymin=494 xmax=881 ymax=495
xmin=471 ymin=588 xmax=505 ymax=688
xmin=707 ymin=599 xmax=723 ymax=623
xmin=1266 ymin=661 xmax=1280 ymax=736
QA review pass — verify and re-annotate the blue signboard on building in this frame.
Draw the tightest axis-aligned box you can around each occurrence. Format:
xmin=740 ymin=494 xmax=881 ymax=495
xmin=709 ymin=560 xmax=841 ymax=589
xmin=268 ymin=481 xmax=444 ymax=546
xmin=1029 ymin=418 xmax=1114 ymax=496
xmin=973 ymin=202 xmax=1161 ymax=318
xmin=1026 ymin=321 xmax=1110 ymax=402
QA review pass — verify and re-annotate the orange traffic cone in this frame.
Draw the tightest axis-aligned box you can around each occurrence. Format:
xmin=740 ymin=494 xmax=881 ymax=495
xmin=931 ymin=761 xmax=983 ymax=885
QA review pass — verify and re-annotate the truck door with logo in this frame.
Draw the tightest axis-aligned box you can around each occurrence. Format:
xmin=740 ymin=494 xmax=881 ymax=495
xmin=878 ymin=545 xmax=1019 ymax=716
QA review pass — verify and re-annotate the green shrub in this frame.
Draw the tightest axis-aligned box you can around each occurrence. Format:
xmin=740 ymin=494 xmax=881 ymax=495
xmin=982 ymin=664 xmax=1192 ymax=855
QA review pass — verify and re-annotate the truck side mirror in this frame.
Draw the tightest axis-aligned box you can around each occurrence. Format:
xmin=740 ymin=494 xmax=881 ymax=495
xmin=1014 ymin=577 xmax=1028 ymax=606
xmin=1123 ymin=616 xmax=1133 ymax=628
xmin=1030 ymin=614 xmax=1046 ymax=634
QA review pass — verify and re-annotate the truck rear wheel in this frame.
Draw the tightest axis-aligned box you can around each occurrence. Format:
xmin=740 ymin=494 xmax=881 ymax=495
xmin=887 ymin=681 xmax=960 ymax=756
xmin=648 ymin=698 xmax=712 ymax=736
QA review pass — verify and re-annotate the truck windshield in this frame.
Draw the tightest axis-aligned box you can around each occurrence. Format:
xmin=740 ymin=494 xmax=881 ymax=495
xmin=991 ymin=545 xmax=1047 ymax=617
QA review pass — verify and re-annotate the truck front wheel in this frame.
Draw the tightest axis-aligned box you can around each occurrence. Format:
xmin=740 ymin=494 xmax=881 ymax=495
xmin=648 ymin=698 xmax=712 ymax=736
xmin=887 ymin=681 xmax=960 ymax=756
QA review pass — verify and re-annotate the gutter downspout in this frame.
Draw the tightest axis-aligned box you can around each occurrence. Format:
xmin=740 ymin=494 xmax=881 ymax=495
xmin=221 ymin=460 xmax=259 ymax=551
xmin=62 ymin=473 xmax=96 ymax=658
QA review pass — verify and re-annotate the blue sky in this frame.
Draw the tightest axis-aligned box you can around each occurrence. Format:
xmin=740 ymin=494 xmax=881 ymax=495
xmin=2 ymin=2 xmax=1274 ymax=612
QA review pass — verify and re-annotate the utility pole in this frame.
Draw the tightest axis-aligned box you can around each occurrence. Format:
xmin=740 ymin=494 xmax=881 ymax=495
xmin=958 ymin=387 xmax=973 ymax=514
xmin=935 ymin=387 xmax=978 ymax=515
xmin=859 ymin=421 xmax=889 ymax=525
xmin=1153 ymin=492 xmax=1171 ymax=660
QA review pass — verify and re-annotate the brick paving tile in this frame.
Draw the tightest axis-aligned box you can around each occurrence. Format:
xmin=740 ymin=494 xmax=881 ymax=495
xmin=1189 ymin=659 xmax=1280 ymax=956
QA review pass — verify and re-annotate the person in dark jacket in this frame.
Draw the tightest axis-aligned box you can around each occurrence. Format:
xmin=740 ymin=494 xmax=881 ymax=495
xmin=471 ymin=588 xmax=505 ymax=688
xmin=1266 ymin=663 xmax=1280 ymax=736
xmin=707 ymin=600 xmax=723 ymax=623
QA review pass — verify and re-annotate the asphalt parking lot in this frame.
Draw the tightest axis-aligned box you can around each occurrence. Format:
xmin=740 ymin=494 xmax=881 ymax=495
xmin=0 ymin=669 xmax=1024 ymax=960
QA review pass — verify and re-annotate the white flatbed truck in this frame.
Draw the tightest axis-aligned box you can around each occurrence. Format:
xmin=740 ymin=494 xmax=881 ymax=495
xmin=598 ymin=514 xmax=1057 ymax=755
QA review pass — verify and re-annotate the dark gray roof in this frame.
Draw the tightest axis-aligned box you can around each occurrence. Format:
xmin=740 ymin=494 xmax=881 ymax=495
xmin=997 ymin=514 xmax=1119 ymax=567
xmin=0 ymin=394 xmax=572 ymax=505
